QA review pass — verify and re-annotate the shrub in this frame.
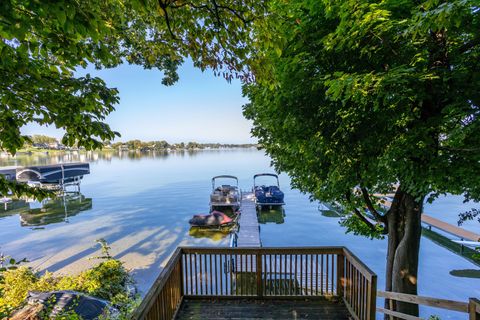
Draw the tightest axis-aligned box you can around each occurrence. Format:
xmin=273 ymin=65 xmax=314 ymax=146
xmin=0 ymin=241 xmax=138 ymax=319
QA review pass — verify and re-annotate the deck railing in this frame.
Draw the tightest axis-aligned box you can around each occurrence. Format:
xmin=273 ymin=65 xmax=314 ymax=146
xmin=377 ymin=291 xmax=480 ymax=320
xmin=131 ymin=246 xmax=378 ymax=320
xmin=342 ymin=248 xmax=377 ymax=320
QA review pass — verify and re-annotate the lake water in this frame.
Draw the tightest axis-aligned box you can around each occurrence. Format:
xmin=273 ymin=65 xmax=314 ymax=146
xmin=0 ymin=149 xmax=479 ymax=319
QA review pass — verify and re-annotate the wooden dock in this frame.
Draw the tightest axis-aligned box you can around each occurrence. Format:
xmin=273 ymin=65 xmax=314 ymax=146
xmin=422 ymin=214 xmax=480 ymax=242
xmin=235 ymin=191 xmax=261 ymax=247
xmin=381 ymin=198 xmax=480 ymax=242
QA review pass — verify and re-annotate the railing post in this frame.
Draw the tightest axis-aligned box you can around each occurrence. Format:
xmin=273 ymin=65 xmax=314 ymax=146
xmin=368 ymin=275 xmax=377 ymax=320
xmin=470 ymin=298 xmax=480 ymax=320
xmin=256 ymin=250 xmax=263 ymax=298
xmin=336 ymin=253 xmax=344 ymax=297
xmin=179 ymin=249 xmax=184 ymax=297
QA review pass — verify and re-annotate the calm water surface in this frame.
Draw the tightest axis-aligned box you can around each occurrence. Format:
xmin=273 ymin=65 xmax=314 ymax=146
xmin=0 ymin=149 xmax=479 ymax=319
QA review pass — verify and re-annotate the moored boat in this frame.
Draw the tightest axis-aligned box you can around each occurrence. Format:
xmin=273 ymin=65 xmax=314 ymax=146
xmin=15 ymin=162 xmax=90 ymax=184
xmin=209 ymin=175 xmax=241 ymax=210
xmin=189 ymin=210 xmax=238 ymax=229
xmin=253 ymin=173 xmax=285 ymax=208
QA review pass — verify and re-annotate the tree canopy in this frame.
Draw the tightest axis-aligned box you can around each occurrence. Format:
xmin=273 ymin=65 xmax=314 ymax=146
xmin=0 ymin=0 xmax=264 ymax=197
xmin=244 ymin=0 xmax=479 ymax=315
xmin=245 ymin=0 xmax=480 ymax=232
xmin=1 ymin=0 xmax=263 ymax=155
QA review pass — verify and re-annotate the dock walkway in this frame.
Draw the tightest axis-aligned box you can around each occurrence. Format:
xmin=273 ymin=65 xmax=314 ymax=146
xmin=381 ymin=197 xmax=480 ymax=242
xmin=422 ymin=214 xmax=480 ymax=242
xmin=235 ymin=191 xmax=261 ymax=247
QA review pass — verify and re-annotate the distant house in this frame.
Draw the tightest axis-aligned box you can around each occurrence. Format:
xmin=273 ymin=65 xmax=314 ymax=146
xmin=32 ymin=143 xmax=49 ymax=149
xmin=47 ymin=141 xmax=65 ymax=150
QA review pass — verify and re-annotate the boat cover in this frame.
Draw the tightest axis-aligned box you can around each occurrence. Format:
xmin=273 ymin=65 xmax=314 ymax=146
xmin=16 ymin=163 xmax=90 ymax=183
xmin=189 ymin=211 xmax=233 ymax=227
xmin=254 ymin=185 xmax=285 ymax=205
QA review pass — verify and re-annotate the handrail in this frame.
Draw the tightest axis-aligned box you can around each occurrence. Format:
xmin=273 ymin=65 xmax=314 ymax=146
xmin=182 ymin=246 xmax=344 ymax=254
xmin=377 ymin=291 xmax=480 ymax=320
xmin=377 ymin=291 xmax=468 ymax=313
xmin=342 ymin=247 xmax=376 ymax=282
xmin=342 ymin=248 xmax=377 ymax=320
xmin=131 ymin=248 xmax=183 ymax=320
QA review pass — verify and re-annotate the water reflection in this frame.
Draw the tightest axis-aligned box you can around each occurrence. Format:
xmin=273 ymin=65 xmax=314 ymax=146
xmin=188 ymin=228 xmax=231 ymax=241
xmin=318 ymin=203 xmax=345 ymax=218
xmin=257 ymin=207 xmax=286 ymax=224
xmin=0 ymin=149 xmax=257 ymax=167
xmin=1 ymin=194 xmax=92 ymax=227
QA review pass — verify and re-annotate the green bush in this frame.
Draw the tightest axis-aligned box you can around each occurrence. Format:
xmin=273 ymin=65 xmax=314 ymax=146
xmin=0 ymin=257 xmax=138 ymax=319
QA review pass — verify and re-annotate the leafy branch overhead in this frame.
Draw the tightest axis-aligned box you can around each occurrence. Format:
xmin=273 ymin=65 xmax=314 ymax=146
xmin=243 ymin=1 xmax=479 ymax=315
xmin=0 ymin=0 xmax=265 ymax=155
xmin=244 ymin=0 xmax=480 ymax=233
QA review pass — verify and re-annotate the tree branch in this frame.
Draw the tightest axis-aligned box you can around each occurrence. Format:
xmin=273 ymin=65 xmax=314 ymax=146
xmin=361 ymin=187 xmax=388 ymax=223
xmin=345 ymin=191 xmax=377 ymax=232
xmin=159 ymin=0 xmax=179 ymax=40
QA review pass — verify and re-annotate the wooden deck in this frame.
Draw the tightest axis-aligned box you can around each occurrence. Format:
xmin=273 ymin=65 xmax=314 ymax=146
xmin=236 ymin=192 xmax=261 ymax=247
xmin=175 ymin=298 xmax=351 ymax=319
xmin=132 ymin=247 xmax=378 ymax=320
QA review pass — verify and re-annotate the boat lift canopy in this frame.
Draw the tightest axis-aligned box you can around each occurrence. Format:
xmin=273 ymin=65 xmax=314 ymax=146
xmin=211 ymin=175 xmax=238 ymax=189
xmin=253 ymin=173 xmax=280 ymax=187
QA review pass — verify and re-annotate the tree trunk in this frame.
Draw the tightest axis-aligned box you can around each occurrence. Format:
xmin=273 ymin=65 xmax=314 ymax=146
xmin=384 ymin=188 xmax=424 ymax=319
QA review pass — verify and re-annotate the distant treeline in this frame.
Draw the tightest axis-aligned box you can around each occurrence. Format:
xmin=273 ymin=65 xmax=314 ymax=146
xmin=20 ymin=135 xmax=258 ymax=151
xmin=110 ymin=140 xmax=258 ymax=151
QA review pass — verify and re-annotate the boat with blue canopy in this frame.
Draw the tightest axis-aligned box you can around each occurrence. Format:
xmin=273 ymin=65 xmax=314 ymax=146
xmin=253 ymin=173 xmax=285 ymax=208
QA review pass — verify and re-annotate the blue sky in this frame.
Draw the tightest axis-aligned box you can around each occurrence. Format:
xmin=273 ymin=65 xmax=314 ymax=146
xmin=22 ymin=60 xmax=255 ymax=144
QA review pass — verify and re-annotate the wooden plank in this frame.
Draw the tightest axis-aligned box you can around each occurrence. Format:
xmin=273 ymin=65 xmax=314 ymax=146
xmin=176 ymin=298 xmax=351 ymax=320
xmin=376 ymin=307 xmax=422 ymax=320
xmin=377 ymin=290 xmax=469 ymax=313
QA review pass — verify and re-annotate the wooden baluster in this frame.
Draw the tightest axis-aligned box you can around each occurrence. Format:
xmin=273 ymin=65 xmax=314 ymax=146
xmin=326 ymin=254 xmax=330 ymax=295
xmin=336 ymin=254 xmax=344 ymax=297
xmin=331 ymin=254 xmax=335 ymax=296
xmin=310 ymin=254 xmax=313 ymax=296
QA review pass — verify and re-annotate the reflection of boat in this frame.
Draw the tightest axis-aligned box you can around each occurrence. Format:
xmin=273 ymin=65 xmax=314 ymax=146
xmin=253 ymin=173 xmax=285 ymax=208
xmin=257 ymin=207 xmax=285 ymax=224
xmin=19 ymin=194 xmax=92 ymax=227
xmin=189 ymin=211 xmax=238 ymax=230
xmin=188 ymin=228 xmax=231 ymax=241
xmin=209 ymin=175 xmax=241 ymax=210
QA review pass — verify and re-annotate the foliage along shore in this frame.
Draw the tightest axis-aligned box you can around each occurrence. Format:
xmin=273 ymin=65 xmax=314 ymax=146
xmin=0 ymin=240 xmax=138 ymax=319
xmin=9 ymin=135 xmax=258 ymax=154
